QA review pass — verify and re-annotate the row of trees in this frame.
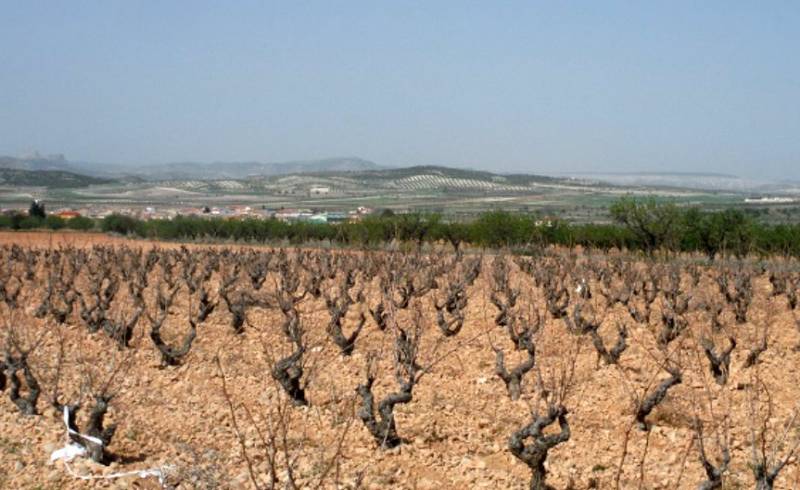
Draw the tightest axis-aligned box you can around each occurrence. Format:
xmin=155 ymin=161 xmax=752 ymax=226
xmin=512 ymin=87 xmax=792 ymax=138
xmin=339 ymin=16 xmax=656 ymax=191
xmin=97 ymin=211 xmax=618 ymax=251
xmin=0 ymin=201 xmax=94 ymax=231
xmin=0 ymin=214 xmax=95 ymax=231
xmin=100 ymin=201 xmax=800 ymax=258
xmin=3 ymin=198 xmax=800 ymax=257
xmin=608 ymin=198 xmax=792 ymax=258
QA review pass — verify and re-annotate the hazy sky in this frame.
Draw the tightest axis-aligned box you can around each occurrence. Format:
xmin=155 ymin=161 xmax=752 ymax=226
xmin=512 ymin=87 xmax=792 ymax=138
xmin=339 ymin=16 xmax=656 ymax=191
xmin=1 ymin=2 xmax=798 ymax=178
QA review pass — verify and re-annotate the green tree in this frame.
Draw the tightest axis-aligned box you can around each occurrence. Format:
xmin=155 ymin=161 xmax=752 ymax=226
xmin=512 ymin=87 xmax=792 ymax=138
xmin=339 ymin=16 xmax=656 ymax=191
xmin=9 ymin=212 xmax=25 ymax=230
xmin=65 ymin=216 xmax=95 ymax=231
xmin=101 ymin=214 xmax=143 ymax=236
xmin=28 ymin=200 xmax=46 ymax=219
xmin=432 ymin=221 xmax=470 ymax=255
xmin=395 ymin=213 xmax=440 ymax=250
xmin=18 ymin=216 xmax=44 ymax=229
xmin=471 ymin=210 xmax=536 ymax=248
xmin=710 ymin=209 xmax=752 ymax=258
xmin=45 ymin=215 xmax=66 ymax=230
xmin=683 ymin=208 xmax=753 ymax=260
xmin=609 ymin=197 xmax=683 ymax=254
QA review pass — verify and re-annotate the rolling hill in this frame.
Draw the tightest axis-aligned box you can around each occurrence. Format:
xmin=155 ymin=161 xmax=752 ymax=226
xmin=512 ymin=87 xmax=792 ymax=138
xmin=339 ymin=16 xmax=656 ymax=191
xmin=128 ymin=157 xmax=383 ymax=180
xmin=0 ymin=154 xmax=383 ymax=181
xmin=0 ymin=168 xmax=113 ymax=188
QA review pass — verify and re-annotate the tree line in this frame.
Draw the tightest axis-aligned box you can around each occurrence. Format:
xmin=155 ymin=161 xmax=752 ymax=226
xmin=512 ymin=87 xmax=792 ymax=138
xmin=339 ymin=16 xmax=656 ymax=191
xmin=0 ymin=201 xmax=94 ymax=231
xmin=2 ymin=197 xmax=799 ymax=258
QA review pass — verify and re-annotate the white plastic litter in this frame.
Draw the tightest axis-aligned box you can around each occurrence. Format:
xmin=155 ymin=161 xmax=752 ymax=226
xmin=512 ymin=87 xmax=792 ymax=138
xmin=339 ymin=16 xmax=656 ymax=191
xmin=50 ymin=406 xmax=173 ymax=488
xmin=62 ymin=405 xmax=104 ymax=446
xmin=63 ymin=461 xmax=171 ymax=484
xmin=50 ymin=442 xmax=86 ymax=462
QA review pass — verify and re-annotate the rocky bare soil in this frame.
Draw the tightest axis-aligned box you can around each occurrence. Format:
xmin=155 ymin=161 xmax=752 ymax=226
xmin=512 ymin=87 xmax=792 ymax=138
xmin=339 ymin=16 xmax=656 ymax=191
xmin=1 ymin=232 xmax=799 ymax=489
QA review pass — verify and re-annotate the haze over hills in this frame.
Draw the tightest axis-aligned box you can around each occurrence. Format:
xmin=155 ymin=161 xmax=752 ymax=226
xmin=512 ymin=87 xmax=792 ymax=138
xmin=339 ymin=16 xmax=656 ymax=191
xmin=0 ymin=153 xmax=125 ymax=179
xmin=0 ymin=154 xmax=383 ymax=180
xmin=0 ymin=168 xmax=113 ymax=188
xmin=133 ymin=157 xmax=383 ymax=180
xmin=302 ymin=165 xmax=563 ymax=186
xmin=561 ymin=171 xmax=800 ymax=194
xmin=0 ymin=154 xmax=587 ymax=192
xmin=2 ymin=152 xmax=799 ymax=223
xmin=1 ymin=153 xmax=798 ymax=195
xmin=0 ymin=153 xmax=73 ymax=172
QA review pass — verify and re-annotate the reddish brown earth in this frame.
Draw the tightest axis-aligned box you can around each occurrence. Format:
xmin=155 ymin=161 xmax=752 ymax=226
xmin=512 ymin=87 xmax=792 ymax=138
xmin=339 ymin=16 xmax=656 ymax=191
xmin=0 ymin=232 xmax=799 ymax=489
xmin=0 ymin=231 xmax=254 ymax=251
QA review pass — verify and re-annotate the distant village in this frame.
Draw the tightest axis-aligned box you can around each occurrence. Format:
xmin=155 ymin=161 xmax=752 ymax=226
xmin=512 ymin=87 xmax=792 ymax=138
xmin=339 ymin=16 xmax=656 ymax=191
xmin=2 ymin=202 xmax=378 ymax=223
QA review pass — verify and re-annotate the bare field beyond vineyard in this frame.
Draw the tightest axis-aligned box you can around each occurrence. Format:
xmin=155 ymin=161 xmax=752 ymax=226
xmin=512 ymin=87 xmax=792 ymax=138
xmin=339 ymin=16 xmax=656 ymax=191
xmin=1 ymin=232 xmax=800 ymax=489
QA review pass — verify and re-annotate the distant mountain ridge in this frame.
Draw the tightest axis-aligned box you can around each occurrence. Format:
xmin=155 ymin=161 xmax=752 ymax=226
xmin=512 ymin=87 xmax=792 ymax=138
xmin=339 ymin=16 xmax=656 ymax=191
xmin=0 ymin=168 xmax=112 ymax=188
xmin=1 ymin=153 xmax=796 ymax=194
xmin=567 ymin=171 xmax=740 ymax=179
xmin=0 ymin=154 xmax=73 ymax=172
xmin=299 ymin=165 xmax=564 ymax=187
xmin=135 ymin=157 xmax=382 ymax=180
xmin=560 ymin=171 xmax=790 ymax=193
xmin=0 ymin=154 xmax=383 ymax=180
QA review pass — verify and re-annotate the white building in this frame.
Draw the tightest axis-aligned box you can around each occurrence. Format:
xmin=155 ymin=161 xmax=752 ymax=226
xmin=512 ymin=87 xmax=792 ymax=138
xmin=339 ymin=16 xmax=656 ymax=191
xmin=309 ymin=186 xmax=330 ymax=195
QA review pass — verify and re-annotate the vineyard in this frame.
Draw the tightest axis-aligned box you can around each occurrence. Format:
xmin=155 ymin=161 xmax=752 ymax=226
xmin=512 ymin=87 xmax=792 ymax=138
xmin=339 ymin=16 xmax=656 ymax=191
xmin=2 ymin=234 xmax=800 ymax=489
xmin=394 ymin=175 xmax=531 ymax=193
